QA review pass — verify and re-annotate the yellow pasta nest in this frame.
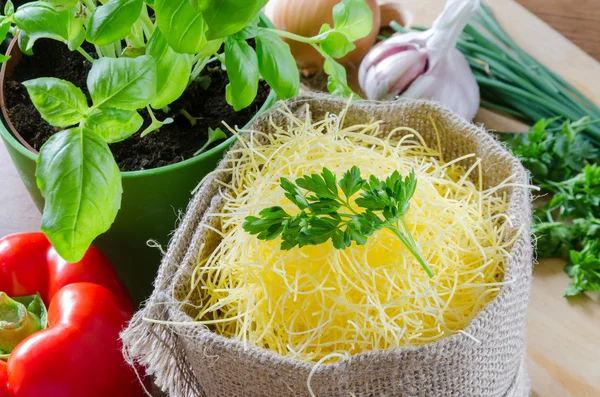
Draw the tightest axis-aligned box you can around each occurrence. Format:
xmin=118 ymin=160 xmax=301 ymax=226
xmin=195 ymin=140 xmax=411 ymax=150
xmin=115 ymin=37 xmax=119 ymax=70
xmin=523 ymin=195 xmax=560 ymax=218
xmin=189 ymin=105 xmax=520 ymax=364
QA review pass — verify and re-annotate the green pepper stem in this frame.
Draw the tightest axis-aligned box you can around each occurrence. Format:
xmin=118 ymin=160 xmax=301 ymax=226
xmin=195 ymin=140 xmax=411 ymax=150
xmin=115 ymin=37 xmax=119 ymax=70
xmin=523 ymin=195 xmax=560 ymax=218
xmin=0 ymin=293 xmax=43 ymax=358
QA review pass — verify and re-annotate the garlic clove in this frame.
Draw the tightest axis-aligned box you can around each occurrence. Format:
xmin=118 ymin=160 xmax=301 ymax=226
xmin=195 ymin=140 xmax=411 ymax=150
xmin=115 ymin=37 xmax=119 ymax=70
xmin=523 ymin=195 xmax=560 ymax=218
xmin=387 ymin=50 xmax=428 ymax=98
xmin=359 ymin=31 xmax=429 ymax=75
xmin=359 ymin=32 xmax=432 ymax=100
xmin=402 ymin=48 xmax=480 ymax=120
xmin=359 ymin=0 xmax=481 ymax=119
xmin=360 ymin=48 xmax=428 ymax=101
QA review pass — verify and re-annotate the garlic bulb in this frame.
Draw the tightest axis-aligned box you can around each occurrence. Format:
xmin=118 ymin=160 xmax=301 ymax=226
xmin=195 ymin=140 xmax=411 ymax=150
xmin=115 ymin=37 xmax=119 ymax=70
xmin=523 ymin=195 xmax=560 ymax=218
xmin=359 ymin=0 xmax=480 ymax=120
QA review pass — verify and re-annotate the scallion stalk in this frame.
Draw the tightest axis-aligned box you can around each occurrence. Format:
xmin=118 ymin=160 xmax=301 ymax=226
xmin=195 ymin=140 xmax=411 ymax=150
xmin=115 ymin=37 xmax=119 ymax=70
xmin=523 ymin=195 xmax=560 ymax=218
xmin=389 ymin=6 xmax=600 ymax=143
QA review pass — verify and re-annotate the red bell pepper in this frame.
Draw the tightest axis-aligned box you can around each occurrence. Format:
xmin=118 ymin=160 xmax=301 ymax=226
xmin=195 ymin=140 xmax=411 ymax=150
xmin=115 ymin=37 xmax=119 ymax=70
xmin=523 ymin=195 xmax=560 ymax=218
xmin=0 ymin=233 xmax=146 ymax=397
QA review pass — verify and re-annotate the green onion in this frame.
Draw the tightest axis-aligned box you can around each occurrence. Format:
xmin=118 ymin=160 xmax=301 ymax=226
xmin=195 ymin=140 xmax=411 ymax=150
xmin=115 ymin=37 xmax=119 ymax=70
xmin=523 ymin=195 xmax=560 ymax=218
xmin=390 ymin=6 xmax=600 ymax=143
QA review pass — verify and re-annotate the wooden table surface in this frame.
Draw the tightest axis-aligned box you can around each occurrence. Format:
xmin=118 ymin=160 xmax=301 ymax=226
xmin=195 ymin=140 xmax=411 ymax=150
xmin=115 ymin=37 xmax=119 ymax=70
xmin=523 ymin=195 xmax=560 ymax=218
xmin=519 ymin=0 xmax=600 ymax=62
xmin=1 ymin=1 xmax=599 ymax=396
xmin=508 ymin=1 xmax=600 ymax=396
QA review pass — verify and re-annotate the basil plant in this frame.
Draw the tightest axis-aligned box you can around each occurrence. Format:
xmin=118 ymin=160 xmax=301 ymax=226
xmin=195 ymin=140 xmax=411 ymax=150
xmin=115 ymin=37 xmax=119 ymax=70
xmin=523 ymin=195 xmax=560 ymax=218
xmin=0 ymin=0 xmax=373 ymax=262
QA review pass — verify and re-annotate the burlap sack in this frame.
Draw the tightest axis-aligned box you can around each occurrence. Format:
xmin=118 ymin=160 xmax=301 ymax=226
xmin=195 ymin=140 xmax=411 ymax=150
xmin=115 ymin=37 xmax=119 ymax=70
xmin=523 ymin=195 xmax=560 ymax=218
xmin=122 ymin=95 xmax=533 ymax=397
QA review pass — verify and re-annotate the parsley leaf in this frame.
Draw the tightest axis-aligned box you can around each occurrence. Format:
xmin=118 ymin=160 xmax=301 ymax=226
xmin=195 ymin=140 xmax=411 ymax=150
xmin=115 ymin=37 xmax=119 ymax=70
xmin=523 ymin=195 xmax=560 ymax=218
xmin=532 ymin=219 xmax=577 ymax=260
xmin=504 ymin=117 xmax=600 ymax=296
xmin=243 ymin=167 xmax=433 ymax=277
xmin=546 ymin=164 xmax=600 ymax=219
xmin=339 ymin=166 xmax=364 ymax=199
xmin=564 ymin=241 xmax=600 ymax=297
xmin=503 ymin=117 xmax=599 ymax=185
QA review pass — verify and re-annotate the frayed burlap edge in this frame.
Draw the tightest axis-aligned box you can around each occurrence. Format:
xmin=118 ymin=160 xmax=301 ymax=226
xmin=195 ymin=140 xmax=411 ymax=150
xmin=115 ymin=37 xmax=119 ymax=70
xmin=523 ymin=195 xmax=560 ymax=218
xmin=122 ymin=94 xmax=533 ymax=397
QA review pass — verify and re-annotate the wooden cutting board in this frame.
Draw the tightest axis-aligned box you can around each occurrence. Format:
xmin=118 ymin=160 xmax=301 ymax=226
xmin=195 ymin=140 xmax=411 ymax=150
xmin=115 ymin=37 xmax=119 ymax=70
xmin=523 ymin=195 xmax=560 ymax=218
xmin=408 ymin=0 xmax=600 ymax=396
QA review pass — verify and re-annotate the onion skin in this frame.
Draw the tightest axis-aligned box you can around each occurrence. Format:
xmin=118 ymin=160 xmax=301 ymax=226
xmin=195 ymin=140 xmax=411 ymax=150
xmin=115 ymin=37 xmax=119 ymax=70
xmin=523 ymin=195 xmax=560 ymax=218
xmin=379 ymin=1 xmax=411 ymax=28
xmin=266 ymin=0 xmax=381 ymax=70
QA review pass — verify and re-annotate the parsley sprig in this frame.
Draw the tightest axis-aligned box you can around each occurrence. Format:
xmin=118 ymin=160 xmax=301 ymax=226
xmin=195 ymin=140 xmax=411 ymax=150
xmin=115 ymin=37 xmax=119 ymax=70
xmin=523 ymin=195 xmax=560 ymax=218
xmin=502 ymin=117 xmax=599 ymax=185
xmin=504 ymin=117 xmax=600 ymax=296
xmin=243 ymin=167 xmax=433 ymax=278
xmin=535 ymin=164 xmax=600 ymax=296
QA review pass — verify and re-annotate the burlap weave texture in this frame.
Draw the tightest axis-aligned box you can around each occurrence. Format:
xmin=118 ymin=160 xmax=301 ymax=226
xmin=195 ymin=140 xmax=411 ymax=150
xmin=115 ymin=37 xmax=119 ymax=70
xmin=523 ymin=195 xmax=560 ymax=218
xmin=122 ymin=96 xmax=533 ymax=397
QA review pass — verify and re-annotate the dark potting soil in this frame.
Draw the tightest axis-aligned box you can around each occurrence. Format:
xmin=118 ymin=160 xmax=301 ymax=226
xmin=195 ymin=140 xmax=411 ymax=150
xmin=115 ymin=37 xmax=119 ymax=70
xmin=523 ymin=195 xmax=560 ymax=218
xmin=5 ymin=39 xmax=270 ymax=171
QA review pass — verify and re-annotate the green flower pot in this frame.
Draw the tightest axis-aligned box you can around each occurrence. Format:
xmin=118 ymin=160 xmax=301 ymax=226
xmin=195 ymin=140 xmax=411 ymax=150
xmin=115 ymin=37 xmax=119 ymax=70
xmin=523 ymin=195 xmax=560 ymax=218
xmin=0 ymin=38 xmax=278 ymax=305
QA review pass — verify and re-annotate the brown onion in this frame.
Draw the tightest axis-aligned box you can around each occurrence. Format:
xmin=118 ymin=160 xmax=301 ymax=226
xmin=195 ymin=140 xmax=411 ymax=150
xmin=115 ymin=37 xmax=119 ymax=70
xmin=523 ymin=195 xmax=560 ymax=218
xmin=378 ymin=1 xmax=412 ymax=29
xmin=265 ymin=0 xmax=381 ymax=70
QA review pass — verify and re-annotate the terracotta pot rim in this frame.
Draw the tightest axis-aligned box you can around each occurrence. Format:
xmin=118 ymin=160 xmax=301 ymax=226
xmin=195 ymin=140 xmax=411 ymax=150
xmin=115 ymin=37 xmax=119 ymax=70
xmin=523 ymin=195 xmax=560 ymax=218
xmin=0 ymin=34 xmax=278 ymax=178
xmin=0 ymin=32 xmax=37 ymax=154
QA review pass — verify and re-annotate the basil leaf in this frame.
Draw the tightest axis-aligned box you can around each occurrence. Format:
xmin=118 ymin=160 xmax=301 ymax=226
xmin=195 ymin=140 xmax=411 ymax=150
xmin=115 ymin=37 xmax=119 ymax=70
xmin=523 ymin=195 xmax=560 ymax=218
xmin=234 ymin=23 xmax=259 ymax=41
xmin=66 ymin=8 xmax=84 ymax=50
xmin=155 ymin=0 xmax=207 ymax=54
xmin=22 ymin=77 xmax=88 ymax=127
xmin=18 ymin=30 xmax=34 ymax=56
xmin=87 ymin=55 xmax=157 ymax=110
xmin=47 ymin=0 xmax=78 ymax=11
xmin=224 ymin=36 xmax=259 ymax=111
xmin=4 ymin=1 xmax=14 ymax=16
xmin=197 ymin=38 xmax=223 ymax=57
xmin=87 ymin=0 xmax=143 ymax=46
xmin=0 ymin=19 xmax=12 ymax=56
xmin=147 ymin=29 xmax=193 ymax=109
xmin=320 ymin=31 xmax=355 ymax=59
xmin=324 ymin=57 xmax=354 ymax=97
xmin=13 ymin=3 xmax=70 ymax=50
xmin=255 ymin=30 xmax=299 ymax=100
xmin=14 ymin=5 xmax=82 ymax=52
xmin=36 ymin=128 xmax=122 ymax=263
xmin=200 ymin=0 xmax=268 ymax=40
xmin=82 ymin=108 xmax=143 ymax=143
xmin=332 ymin=0 xmax=373 ymax=42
